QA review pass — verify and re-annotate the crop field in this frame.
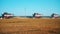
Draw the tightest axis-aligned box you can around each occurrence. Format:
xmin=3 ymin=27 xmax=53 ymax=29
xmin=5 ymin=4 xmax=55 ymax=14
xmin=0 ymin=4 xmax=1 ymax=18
xmin=0 ymin=18 xmax=60 ymax=34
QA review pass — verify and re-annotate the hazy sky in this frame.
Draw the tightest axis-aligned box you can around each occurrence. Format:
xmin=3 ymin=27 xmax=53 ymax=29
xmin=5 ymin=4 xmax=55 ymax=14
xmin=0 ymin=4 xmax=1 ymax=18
xmin=0 ymin=0 xmax=60 ymax=16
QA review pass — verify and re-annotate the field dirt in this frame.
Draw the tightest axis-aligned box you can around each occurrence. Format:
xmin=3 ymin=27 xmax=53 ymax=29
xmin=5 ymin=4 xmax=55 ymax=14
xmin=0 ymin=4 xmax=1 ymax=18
xmin=0 ymin=18 xmax=60 ymax=34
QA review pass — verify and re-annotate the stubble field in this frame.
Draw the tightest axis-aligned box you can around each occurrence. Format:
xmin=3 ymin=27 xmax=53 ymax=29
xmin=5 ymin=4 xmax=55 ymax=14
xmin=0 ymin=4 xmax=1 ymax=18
xmin=0 ymin=18 xmax=60 ymax=34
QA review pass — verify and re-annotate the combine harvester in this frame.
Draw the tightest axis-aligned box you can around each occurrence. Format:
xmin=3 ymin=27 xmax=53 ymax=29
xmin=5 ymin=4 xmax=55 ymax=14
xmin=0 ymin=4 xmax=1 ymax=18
xmin=1 ymin=12 xmax=13 ymax=19
xmin=33 ymin=13 xmax=42 ymax=18
xmin=51 ymin=13 xmax=60 ymax=19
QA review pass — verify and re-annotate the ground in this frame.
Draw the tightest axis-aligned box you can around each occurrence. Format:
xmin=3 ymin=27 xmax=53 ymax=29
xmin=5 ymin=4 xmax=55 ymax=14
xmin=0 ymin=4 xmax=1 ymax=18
xmin=0 ymin=18 xmax=60 ymax=34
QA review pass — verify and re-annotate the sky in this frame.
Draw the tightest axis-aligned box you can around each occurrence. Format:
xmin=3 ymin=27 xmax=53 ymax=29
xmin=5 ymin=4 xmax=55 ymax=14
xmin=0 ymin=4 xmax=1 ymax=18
xmin=0 ymin=0 xmax=60 ymax=16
